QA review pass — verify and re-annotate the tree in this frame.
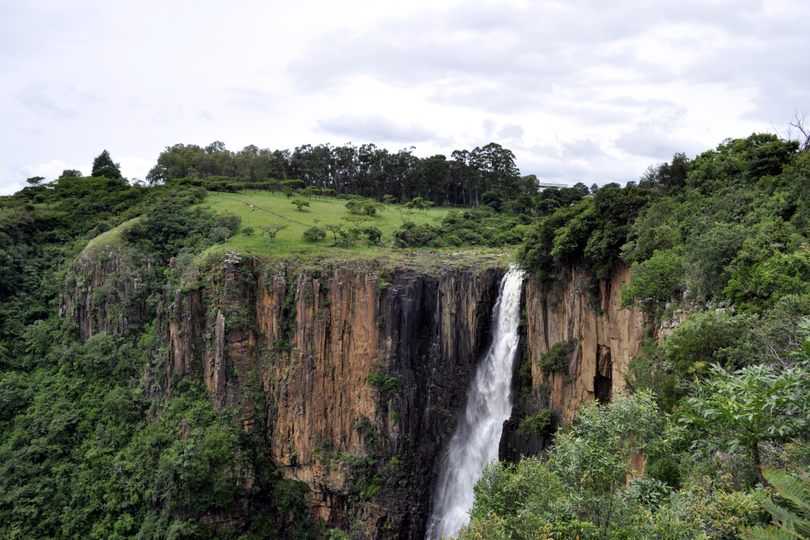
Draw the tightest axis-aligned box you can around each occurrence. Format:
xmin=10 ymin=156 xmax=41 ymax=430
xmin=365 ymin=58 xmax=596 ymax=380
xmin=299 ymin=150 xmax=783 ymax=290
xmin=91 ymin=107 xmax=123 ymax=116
xmin=621 ymin=249 xmax=686 ymax=315
xmin=362 ymin=226 xmax=382 ymax=245
xmin=260 ymin=224 xmax=288 ymax=241
xmin=548 ymin=391 xmax=669 ymax=527
xmin=26 ymin=176 xmax=45 ymax=185
xmin=789 ymin=111 xmax=810 ymax=152
xmin=58 ymin=169 xmax=82 ymax=179
xmin=324 ymin=224 xmax=345 ymax=244
xmin=92 ymin=150 xmax=122 ymax=179
xmin=683 ymin=363 xmax=810 ymax=484
xmin=404 ymin=196 xmax=433 ymax=213
xmin=291 ymin=198 xmax=310 ymax=211
xmin=302 ymin=226 xmax=326 ymax=242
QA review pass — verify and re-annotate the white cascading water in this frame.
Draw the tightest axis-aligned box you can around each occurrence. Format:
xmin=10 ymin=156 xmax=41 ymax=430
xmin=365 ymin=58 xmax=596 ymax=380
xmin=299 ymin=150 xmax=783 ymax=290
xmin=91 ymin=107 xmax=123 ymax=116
xmin=425 ymin=266 xmax=525 ymax=539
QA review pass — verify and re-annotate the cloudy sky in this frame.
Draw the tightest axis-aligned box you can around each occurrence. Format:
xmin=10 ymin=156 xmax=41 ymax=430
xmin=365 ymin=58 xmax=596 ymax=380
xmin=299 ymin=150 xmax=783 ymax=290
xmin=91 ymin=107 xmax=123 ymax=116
xmin=1 ymin=0 xmax=808 ymax=194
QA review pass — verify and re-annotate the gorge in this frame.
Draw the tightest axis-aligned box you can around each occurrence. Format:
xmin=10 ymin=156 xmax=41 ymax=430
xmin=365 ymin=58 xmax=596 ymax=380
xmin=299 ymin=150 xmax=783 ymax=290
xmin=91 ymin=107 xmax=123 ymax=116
xmin=60 ymin=242 xmax=646 ymax=538
xmin=5 ymin=133 xmax=807 ymax=539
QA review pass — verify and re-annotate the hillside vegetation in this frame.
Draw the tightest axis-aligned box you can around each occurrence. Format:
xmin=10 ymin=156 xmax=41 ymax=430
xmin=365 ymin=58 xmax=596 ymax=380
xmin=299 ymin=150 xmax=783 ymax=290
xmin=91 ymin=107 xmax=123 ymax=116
xmin=201 ymin=190 xmax=450 ymax=257
xmin=0 ymin=134 xmax=808 ymax=539
xmin=468 ymin=134 xmax=810 ymax=538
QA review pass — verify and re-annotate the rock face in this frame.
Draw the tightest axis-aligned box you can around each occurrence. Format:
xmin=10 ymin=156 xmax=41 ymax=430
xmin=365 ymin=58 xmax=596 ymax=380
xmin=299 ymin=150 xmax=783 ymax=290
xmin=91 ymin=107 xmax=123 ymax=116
xmin=158 ymin=254 xmax=504 ymax=538
xmin=523 ymin=265 xmax=647 ymax=421
xmin=60 ymin=244 xmax=149 ymax=340
xmin=62 ymin=245 xmax=650 ymax=538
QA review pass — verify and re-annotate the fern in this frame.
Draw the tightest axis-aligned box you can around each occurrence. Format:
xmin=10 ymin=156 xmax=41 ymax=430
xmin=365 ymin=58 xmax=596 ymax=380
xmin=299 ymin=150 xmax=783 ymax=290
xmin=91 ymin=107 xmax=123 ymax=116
xmin=742 ymin=470 xmax=810 ymax=540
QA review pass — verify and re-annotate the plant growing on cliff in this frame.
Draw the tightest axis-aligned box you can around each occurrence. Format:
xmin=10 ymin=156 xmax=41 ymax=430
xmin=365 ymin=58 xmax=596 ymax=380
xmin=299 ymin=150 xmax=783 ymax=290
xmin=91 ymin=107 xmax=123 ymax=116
xmin=742 ymin=469 xmax=810 ymax=539
xmin=518 ymin=409 xmax=555 ymax=438
xmin=366 ymin=369 xmax=398 ymax=395
xmin=461 ymin=393 xmax=680 ymax=538
xmin=621 ymin=248 xmax=686 ymax=316
xmin=539 ymin=339 xmax=578 ymax=376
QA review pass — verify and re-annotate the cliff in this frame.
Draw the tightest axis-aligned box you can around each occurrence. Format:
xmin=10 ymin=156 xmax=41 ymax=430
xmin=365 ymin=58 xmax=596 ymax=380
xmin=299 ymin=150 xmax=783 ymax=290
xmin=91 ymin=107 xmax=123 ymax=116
xmin=63 ymin=246 xmax=506 ymax=538
xmin=60 ymin=243 xmax=150 ymax=340
xmin=522 ymin=264 xmax=647 ymax=422
xmin=61 ymin=242 xmax=649 ymax=537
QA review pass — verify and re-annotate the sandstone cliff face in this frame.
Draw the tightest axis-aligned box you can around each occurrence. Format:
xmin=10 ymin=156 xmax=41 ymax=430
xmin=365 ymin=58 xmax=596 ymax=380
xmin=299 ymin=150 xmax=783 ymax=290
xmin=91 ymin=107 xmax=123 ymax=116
xmin=62 ymin=243 xmax=650 ymax=537
xmin=159 ymin=254 xmax=504 ymax=538
xmin=523 ymin=264 xmax=647 ymax=421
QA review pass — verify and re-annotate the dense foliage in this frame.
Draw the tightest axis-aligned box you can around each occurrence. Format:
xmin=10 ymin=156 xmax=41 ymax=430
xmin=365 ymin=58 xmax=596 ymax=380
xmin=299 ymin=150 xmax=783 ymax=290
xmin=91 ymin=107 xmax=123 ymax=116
xmin=2 ymin=131 xmax=809 ymax=538
xmin=0 ymin=166 xmax=315 ymax=538
xmin=471 ymin=133 xmax=810 ymax=538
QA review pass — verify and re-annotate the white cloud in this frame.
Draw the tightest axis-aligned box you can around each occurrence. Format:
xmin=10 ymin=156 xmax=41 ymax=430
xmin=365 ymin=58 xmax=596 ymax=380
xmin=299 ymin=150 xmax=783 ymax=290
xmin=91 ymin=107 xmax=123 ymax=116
xmin=1 ymin=0 xmax=808 ymax=195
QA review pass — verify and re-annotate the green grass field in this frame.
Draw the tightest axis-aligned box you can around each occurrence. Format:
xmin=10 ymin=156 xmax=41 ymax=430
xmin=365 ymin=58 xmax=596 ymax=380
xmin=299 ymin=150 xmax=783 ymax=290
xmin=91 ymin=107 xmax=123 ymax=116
xmin=200 ymin=191 xmax=450 ymax=258
xmin=79 ymin=190 xmax=514 ymax=269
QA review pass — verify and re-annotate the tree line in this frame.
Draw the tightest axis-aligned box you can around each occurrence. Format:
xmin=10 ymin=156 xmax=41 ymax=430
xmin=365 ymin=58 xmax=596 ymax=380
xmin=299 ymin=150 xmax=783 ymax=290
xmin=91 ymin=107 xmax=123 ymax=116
xmin=146 ymin=141 xmax=540 ymax=207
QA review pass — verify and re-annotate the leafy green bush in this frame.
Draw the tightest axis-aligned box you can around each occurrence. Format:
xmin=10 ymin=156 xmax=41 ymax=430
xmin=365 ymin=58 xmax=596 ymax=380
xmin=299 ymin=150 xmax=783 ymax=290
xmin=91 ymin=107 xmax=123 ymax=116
xmin=539 ymin=339 xmax=577 ymax=375
xmin=726 ymin=246 xmax=810 ymax=312
xmin=345 ymin=198 xmax=379 ymax=216
xmin=743 ymin=469 xmax=810 ymax=539
xmin=302 ymin=225 xmax=326 ymax=242
xmin=663 ymin=310 xmax=760 ymax=374
xmin=124 ymin=199 xmax=240 ymax=262
xmin=393 ymin=221 xmax=441 ymax=247
xmin=366 ymin=370 xmax=398 ymax=394
xmin=518 ymin=409 xmax=555 ymax=437
xmin=621 ymin=249 xmax=685 ymax=315
xmin=291 ymin=198 xmax=310 ymax=211
xmin=682 ymin=363 xmax=810 ymax=483
xmin=362 ymin=226 xmax=382 ymax=245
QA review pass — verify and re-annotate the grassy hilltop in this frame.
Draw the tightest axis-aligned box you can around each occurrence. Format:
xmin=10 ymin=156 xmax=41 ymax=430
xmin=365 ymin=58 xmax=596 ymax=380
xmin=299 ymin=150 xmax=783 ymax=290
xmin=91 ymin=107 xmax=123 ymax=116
xmin=201 ymin=190 xmax=449 ymax=257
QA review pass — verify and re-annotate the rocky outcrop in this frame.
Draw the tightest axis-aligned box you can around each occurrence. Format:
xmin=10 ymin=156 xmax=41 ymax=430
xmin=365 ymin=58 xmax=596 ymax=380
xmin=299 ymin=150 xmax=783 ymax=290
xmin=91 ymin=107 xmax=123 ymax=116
xmin=523 ymin=264 xmax=647 ymax=421
xmin=158 ymin=254 xmax=504 ymax=538
xmin=60 ymin=244 xmax=150 ymax=340
xmin=62 ymin=242 xmax=651 ymax=537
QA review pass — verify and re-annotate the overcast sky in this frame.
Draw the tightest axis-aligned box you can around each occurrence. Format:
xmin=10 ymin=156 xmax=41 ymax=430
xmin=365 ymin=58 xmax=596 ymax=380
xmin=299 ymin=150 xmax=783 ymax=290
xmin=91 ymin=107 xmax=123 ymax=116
xmin=1 ymin=0 xmax=808 ymax=194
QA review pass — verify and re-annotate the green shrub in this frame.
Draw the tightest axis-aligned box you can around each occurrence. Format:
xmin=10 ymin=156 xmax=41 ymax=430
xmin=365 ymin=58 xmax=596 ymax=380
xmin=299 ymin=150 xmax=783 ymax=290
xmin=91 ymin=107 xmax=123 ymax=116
xmin=539 ymin=339 xmax=577 ymax=375
xmin=726 ymin=246 xmax=810 ymax=312
xmin=302 ymin=225 xmax=326 ymax=242
xmin=518 ymin=409 xmax=555 ymax=437
xmin=393 ymin=221 xmax=442 ymax=247
xmin=366 ymin=370 xmax=398 ymax=394
xmin=663 ymin=310 xmax=760 ymax=374
xmin=345 ymin=198 xmax=379 ymax=216
xmin=621 ymin=249 xmax=685 ymax=315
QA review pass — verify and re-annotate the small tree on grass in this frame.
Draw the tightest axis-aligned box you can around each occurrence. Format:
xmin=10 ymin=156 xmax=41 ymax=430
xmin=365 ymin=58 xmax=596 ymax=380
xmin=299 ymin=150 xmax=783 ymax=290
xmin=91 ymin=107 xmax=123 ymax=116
xmin=261 ymin=224 xmax=288 ymax=241
xmin=324 ymin=224 xmax=345 ymax=245
xmin=346 ymin=198 xmax=380 ymax=216
xmin=362 ymin=226 xmax=382 ymax=245
xmin=291 ymin=198 xmax=310 ymax=211
xmin=343 ymin=215 xmax=371 ymax=228
xmin=302 ymin=226 xmax=326 ymax=242
xmin=405 ymin=196 xmax=433 ymax=213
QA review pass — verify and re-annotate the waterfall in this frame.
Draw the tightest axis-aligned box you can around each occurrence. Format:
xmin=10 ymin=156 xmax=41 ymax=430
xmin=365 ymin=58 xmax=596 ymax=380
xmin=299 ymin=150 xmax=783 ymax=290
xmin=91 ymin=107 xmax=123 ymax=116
xmin=426 ymin=266 xmax=525 ymax=539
